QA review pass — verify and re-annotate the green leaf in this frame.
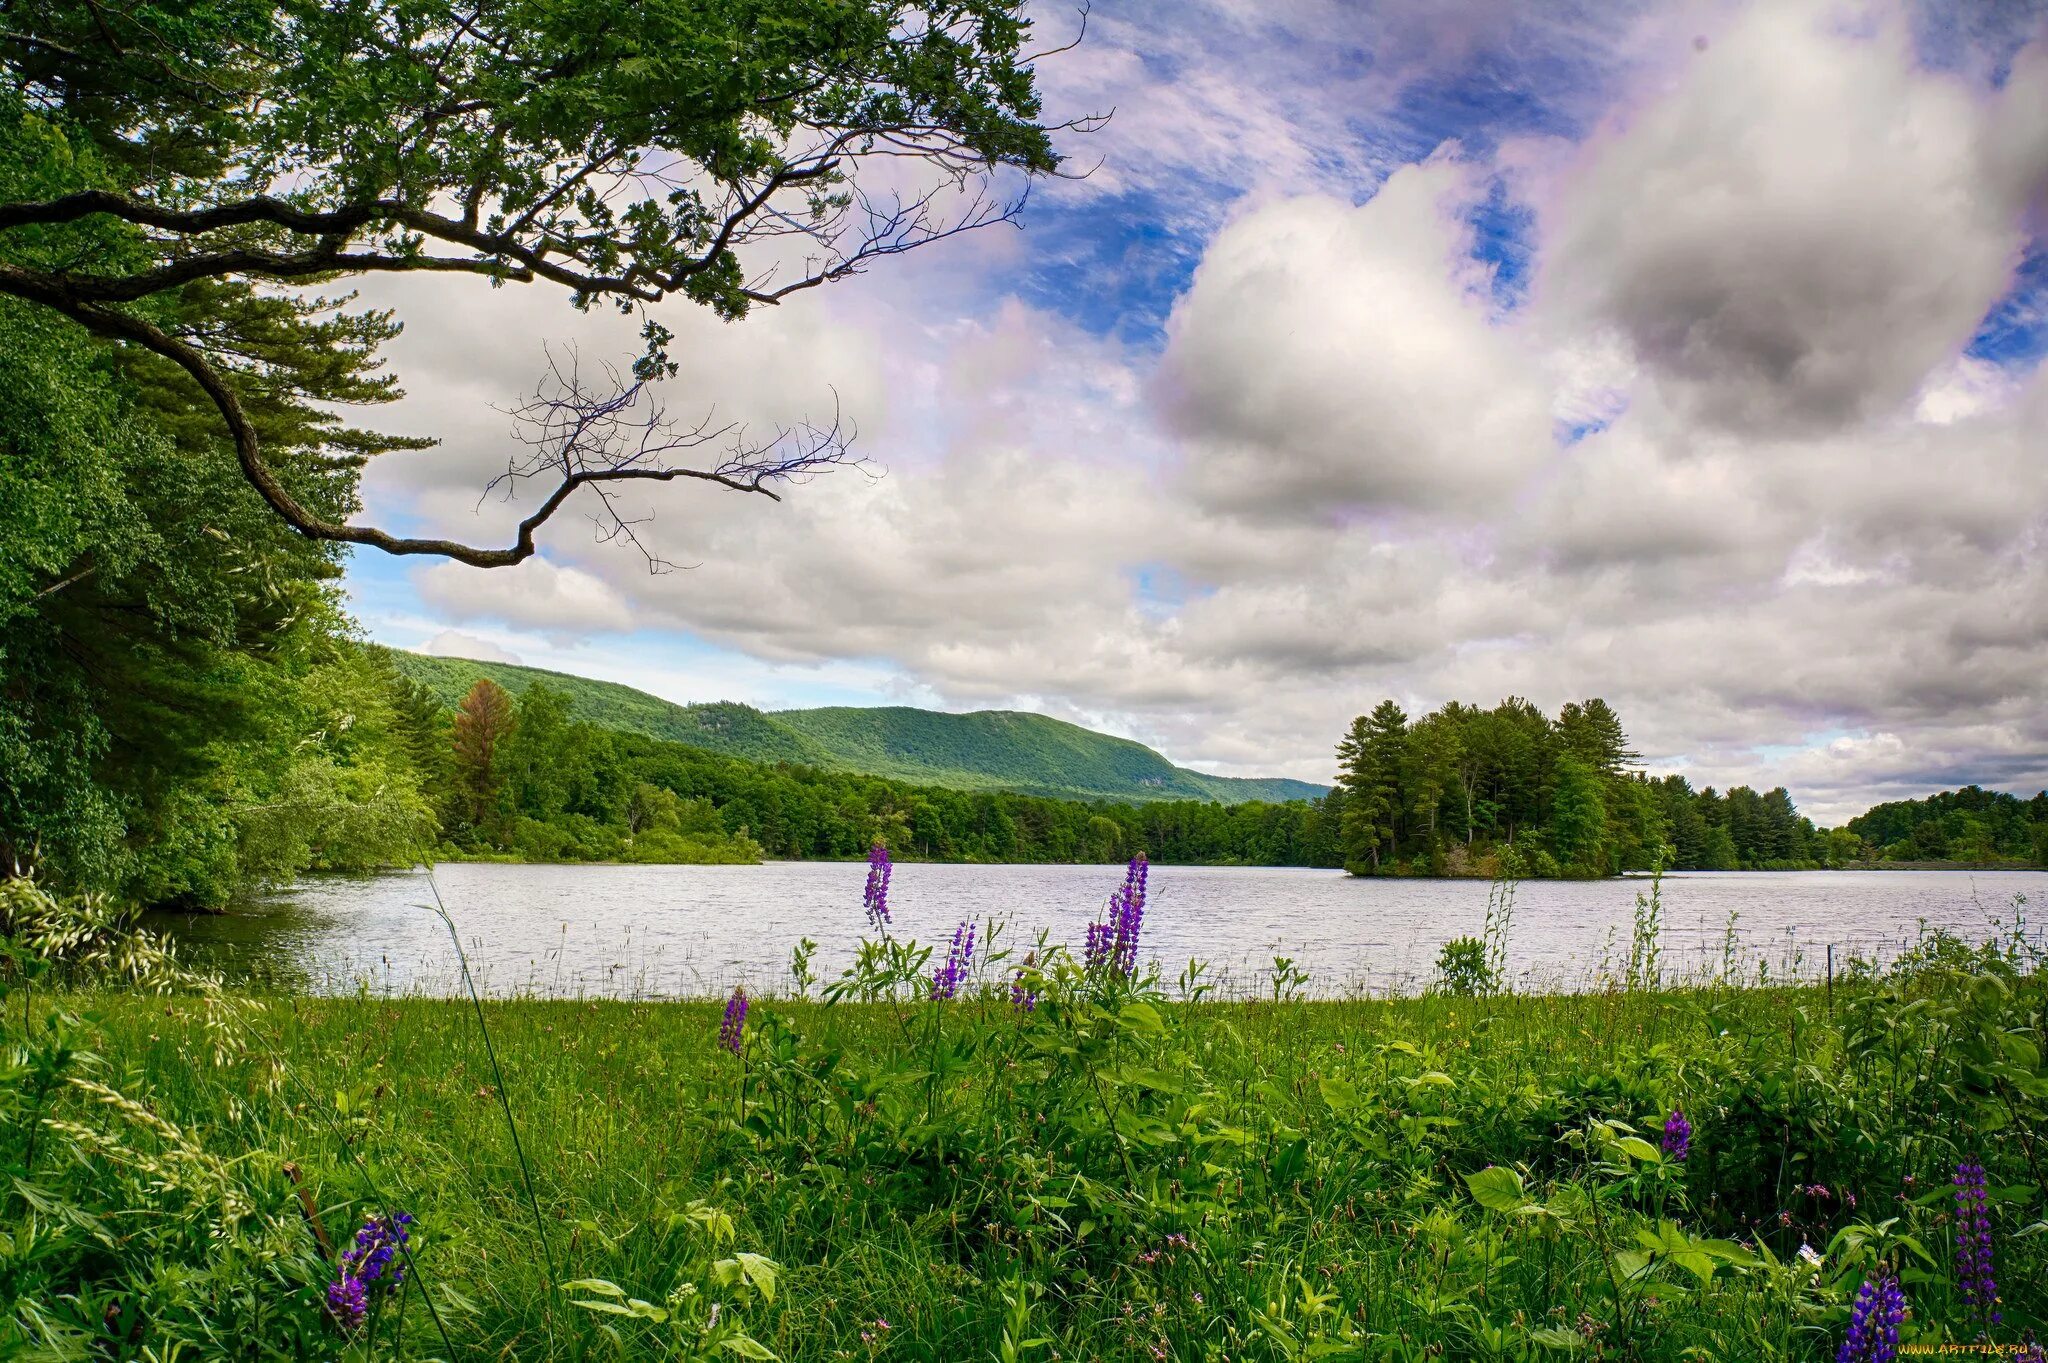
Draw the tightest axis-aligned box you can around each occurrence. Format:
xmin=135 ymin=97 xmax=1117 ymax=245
xmin=1122 ymin=1066 xmax=1185 ymax=1093
xmin=1613 ymin=1136 xmax=1663 ymax=1163
xmin=1118 ymin=1002 xmax=1165 ymax=1036
xmin=735 ymin=1252 xmax=779 ymax=1303
xmin=721 ymin=1335 xmax=779 ymax=1361
xmin=1272 ymin=1137 xmax=1309 ymax=1186
xmin=1972 ymin=1100 xmax=2012 ymax=1133
xmin=1527 ymin=1325 xmax=1585 ymax=1349
xmin=1318 ymin=1077 xmax=1360 ymax=1110
xmin=561 ymin=1279 xmax=625 ymax=1297
xmin=1464 ymin=1166 xmax=1528 ymax=1212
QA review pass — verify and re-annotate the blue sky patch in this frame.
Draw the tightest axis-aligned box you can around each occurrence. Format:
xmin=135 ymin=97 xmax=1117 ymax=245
xmin=1966 ymin=242 xmax=2048 ymax=370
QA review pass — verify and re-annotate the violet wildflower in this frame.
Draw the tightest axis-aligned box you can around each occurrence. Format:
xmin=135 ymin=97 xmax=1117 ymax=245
xmin=325 ymin=1211 xmax=413 ymax=1334
xmin=349 ymin=1211 xmax=412 ymax=1285
xmin=719 ymin=986 xmax=749 ymax=1055
xmin=1085 ymin=855 xmax=1150 ymax=977
xmin=1953 ymin=1158 xmax=2000 ymax=1326
xmin=1835 ymin=1268 xmax=1904 ymax=1363
xmin=932 ymin=919 xmax=976 ymax=1000
xmin=1113 ymin=854 xmax=1148 ymax=976
xmin=326 ymin=1274 xmax=368 ymax=1332
xmin=1083 ymin=920 xmax=1113 ymax=973
xmin=1661 ymin=1108 xmax=1692 ymax=1162
xmin=2015 ymin=1338 xmax=2046 ymax=1363
xmin=863 ymin=842 xmax=892 ymax=931
xmin=1010 ymin=952 xmax=1040 ymax=1013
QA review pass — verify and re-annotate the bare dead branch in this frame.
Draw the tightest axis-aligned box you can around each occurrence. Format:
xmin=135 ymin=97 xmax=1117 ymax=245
xmin=0 ymin=263 xmax=848 ymax=569
xmin=477 ymin=347 xmax=859 ymax=570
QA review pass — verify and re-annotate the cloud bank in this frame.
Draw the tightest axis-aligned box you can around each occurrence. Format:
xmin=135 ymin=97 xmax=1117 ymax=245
xmin=351 ymin=0 xmax=2048 ymax=824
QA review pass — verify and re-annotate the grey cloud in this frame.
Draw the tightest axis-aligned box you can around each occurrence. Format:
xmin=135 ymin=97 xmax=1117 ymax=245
xmin=1539 ymin=4 xmax=2047 ymax=437
xmin=1158 ymin=164 xmax=1555 ymax=519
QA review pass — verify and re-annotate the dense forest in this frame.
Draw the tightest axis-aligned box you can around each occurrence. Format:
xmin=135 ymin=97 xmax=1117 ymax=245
xmin=0 ymin=90 xmax=428 ymax=909
xmin=1330 ymin=697 xmax=1874 ymax=877
xmin=370 ymin=666 xmax=1345 ymax=872
xmin=1846 ymin=785 xmax=2048 ymax=865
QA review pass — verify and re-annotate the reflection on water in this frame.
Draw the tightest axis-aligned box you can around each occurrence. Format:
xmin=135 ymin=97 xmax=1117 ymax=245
xmin=150 ymin=862 xmax=2048 ymax=1001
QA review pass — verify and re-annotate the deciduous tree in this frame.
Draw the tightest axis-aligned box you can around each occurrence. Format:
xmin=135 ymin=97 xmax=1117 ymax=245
xmin=0 ymin=0 xmax=1084 ymax=565
xmin=451 ymin=679 xmax=516 ymax=829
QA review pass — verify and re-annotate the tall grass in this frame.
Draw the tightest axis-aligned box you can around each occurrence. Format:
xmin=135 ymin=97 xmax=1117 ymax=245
xmin=6 ymin=870 xmax=2047 ymax=1360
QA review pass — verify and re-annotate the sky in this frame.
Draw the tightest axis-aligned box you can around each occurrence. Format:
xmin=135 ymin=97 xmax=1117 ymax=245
xmin=346 ymin=0 xmax=2048 ymax=826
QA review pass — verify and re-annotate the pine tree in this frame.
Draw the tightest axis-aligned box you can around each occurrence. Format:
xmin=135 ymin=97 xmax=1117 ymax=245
xmin=1556 ymin=698 xmax=1639 ymax=776
xmin=1336 ymin=701 xmax=1408 ymax=873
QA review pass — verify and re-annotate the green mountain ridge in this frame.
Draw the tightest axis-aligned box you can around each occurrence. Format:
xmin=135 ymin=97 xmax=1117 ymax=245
xmin=388 ymin=652 xmax=1328 ymax=806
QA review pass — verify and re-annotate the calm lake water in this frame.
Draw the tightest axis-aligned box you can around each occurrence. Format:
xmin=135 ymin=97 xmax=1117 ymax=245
xmin=151 ymin=862 xmax=2048 ymax=1000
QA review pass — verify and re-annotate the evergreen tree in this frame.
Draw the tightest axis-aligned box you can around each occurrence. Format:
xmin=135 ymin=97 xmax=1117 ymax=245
xmin=1336 ymin=701 xmax=1408 ymax=873
xmin=1406 ymin=715 xmax=1457 ymax=852
xmin=1556 ymin=698 xmax=1639 ymax=775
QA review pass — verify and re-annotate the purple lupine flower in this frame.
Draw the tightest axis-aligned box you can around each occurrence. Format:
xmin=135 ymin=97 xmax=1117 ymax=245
xmin=863 ymin=842 xmax=892 ymax=931
xmin=1085 ymin=855 xmax=1150 ymax=977
xmin=719 ymin=986 xmax=749 ymax=1055
xmin=326 ymin=1273 xmax=369 ymax=1331
xmin=350 ymin=1211 xmax=412 ymax=1285
xmin=2014 ymin=1338 xmax=2046 ymax=1363
xmin=1083 ymin=920 xmax=1113 ymax=973
xmin=932 ymin=919 xmax=976 ymax=1001
xmin=1010 ymin=953 xmax=1040 ymax=1013
xmin=326 ymin=1211 xmax=413 ymax=1334
xmin=1113 ymin=854 xmax=1148 ymax=976
xmin=1661 ymin=1108 xmax=1692 ymax=1162
xmin=1953 ymin=1159 xmax=2000 ymax=1326
xmin=1836 ymin=1268 xmax=1905 ymax=1363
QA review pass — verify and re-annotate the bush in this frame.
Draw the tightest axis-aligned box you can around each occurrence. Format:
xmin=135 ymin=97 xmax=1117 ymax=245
xmin=1433 ymin=935 xmax=1496 ymax=995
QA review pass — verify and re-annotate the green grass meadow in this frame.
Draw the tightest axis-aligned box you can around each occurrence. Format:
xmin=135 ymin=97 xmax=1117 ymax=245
xmin=8 ymin=886 xmax=2046 ymax=1361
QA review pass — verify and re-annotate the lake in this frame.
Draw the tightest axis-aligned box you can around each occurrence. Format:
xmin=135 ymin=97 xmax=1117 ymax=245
xmin=150 ymin=861 xmax=2048 ymax=1000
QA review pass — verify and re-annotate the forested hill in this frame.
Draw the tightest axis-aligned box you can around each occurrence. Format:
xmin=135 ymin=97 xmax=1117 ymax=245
xmin=389 ymin=653 xmax=1328 ymax=806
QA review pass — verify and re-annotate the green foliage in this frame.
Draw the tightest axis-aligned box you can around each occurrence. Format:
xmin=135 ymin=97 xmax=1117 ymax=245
xmin=1433 ymin=936 xmax=1495 ymax=996
xmin=7 ymin=0 xmax=1062 ymax=327
xmin=1550 ymin=755 xmax=1609 ymax=874
xmin=1335 ymin=700 xmax=1407 ymax=872
xmin=561 ymin=1205 xmax=781 ymax=1360
xmin=1 ymin=876 xmax=331 ymax=1357
xmin=1847 ymin=785 xmax=2048 ymax=867
xmin=1334 ymin=695 xmax=1847 ymax=877
xmin=391 ymin=652 xmax=1327 ymax=806
xmin=32 ymin=900 xmax=2048 ymax=1360
xmin=0 ymin=91 xmax=436 ymax=907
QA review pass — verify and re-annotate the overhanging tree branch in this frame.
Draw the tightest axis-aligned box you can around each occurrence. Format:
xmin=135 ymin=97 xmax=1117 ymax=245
xmin=0 ymin=0 xmax=1100 ymax=567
